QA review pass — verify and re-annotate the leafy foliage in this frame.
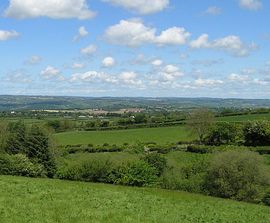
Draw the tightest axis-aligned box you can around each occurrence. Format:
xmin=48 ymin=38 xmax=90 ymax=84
xmin=243 ymin=121 xmax=270 ymax=146
xmin=205 ymin=151 xmax=270 ymax=202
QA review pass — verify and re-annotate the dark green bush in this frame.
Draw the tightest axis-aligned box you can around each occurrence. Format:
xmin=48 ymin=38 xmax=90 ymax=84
xmin=0 ymin=153 xmax=45 ymax=177
xmin=205 ymin=151 xmax=270 ymax=202
xmin=57 ymin=159 xmax=112 ymax=183
xmin=142 ymin=153 xmax=167 ymax=176
xmin=262 ymin=190 xmax=270 ymax=206
xmin=243 ymin=121 xmax=270 ymax=146
xmin=110 ymin=161 xmax=158 ymax=187
xmin=204 ymin=122 xmax=241 ymax=146
xmin=160 ymin=159 xmax=208 ymax=194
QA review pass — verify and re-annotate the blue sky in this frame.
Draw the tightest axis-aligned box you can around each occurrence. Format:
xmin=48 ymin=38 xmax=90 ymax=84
xmin=0 ymin=0 xmax=269 ymax=98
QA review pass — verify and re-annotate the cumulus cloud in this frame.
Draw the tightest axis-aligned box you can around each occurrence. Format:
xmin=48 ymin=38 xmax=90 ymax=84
xmin=72 ymin=63 xmax=85 ymax=69
xmin=81 ymin=44 xmax=97 ymax=55
xmin=155 ymin=27 xmax=191 ymax=46
xmin=239 ymin=0 xmax=262 ymax=10
xmin=194 ymin=78 xmax=223 ymax=87
xmin=70 ymin=71 xmax=118 ymax=84
xmin=104 ymin=19 xmax=190 ymax=47
xmin=204 ymin=6 xmax=221 ymax=15
xmin=119 ymin=71 xmax=143 ymax=86
xmin=102 ymin=0 xmax=169 ymax=14
xmin=41 ymin=66 xmax=63 ymax=80
xmin=190 ymin=34 xmax=257 ymax=57
xmin=160 ymin=65 xmax=184 ymax=81
xmin=228 ymin=73 xmax=250 ymax=82
xmin=151 ymin=59 xmax=163 ymax=66
xmin=102 ymin=57 xmax=116 ymax=68
xmin=4 ymin=0 xmax=96 ymax=19
xmin=0 ymin=30 xmax=19 ymax=41
xmin=74 ymin=26 xmax=89 ymax=41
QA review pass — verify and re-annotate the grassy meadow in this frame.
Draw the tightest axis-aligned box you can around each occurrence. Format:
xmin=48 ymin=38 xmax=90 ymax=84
xmin=54 ymin=126 xmax=195 ymax=146
xmin=1 ymin=175 xmax=270 ymax=223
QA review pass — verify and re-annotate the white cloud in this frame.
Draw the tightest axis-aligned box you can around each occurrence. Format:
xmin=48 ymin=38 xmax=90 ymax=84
xmin=190 ymin=34 xmax=257 ymax=57
xmin=102 ymin=57 xmax=116 ymax=67
xmin=155 ymin=27 xmax=191 ymax=46
xmin=74 ymin=26 xmax=89 ymax=41
xmin=228 ymin=73 xmax=249 ymax=82
xmin=102 ymin=0 xmax=169 ymax=15
xmin=26 ymin=55 xmax=42 ymax=65
xmin=194 ymin=78 xmax=223 ymax=87
xmin=0 ymin=30 xmax=19 ymax=41
xmin=190 ymin=34 xmax=210 ymax=49
xmin=205 ymin=6 xmax=221 ymax=15
xmin=239 ymin=0 xmax=262 ymax=10
xmin=72 ymin=63 xmax=85 ymax=69
xmin=104 ymin=19 xmax=190 ymax=47
xmin=70 ymin=71 xmax=118 ymax=84
xmin=5 ymin=0 xmax=96 ymax=19
xmin=81 ymin=44 xmax=97 ymax=55
xmin=119 ymin=71 xmax=143 ymax=86
xmin=151 ymin=59 xmax=163 ymax=66
xmin=41 ymin=66 xmax=63 ymax=80
xmin=161 ymin=65 xmax=184 ymax=81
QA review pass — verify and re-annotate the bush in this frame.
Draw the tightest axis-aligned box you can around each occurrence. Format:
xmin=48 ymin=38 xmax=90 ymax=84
xmin=110 ymin=160 xmax=158 ymax=187
xmin=262 ymin=190 xmax=270 ymax=206
xmin=243 ymin=121 xmax=270 ymax=146
xmin=160 ymin=159 xmax=208 ymax=193
xmin=142 ymin=153 xmax=167 ymax=176
xmin=205 ymin=151 xmax=270 ymax=202
xmin=0 ymin=153 xmax=45 ymax=177
xmin=205 ymin=122 xmax=240 ymax=146
xmin=57 ymin=159 xmax=112 ymax=183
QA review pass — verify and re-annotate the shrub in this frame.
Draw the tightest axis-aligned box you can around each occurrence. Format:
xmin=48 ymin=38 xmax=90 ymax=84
xmin=205 ymin=151 xmax=270 ymax=202
xmin=0 ymin=153 xmax=45 ymax=177
xmin=243 ymin=121 xmax=270 ymax=146
xmin=57 ymin=159 xmax=112 ymax=183
xmin=262 ymin=190 xmax=270 ymax=206
xmin=160 ymin=159 xmax=208 ymax=194
xmin=142 ymin=153 xmax=167 ymax=176
xmin=110 ymin=160 xmax=158 ymax=187
xmin=205 ymin=122 xmax=240 ymax=146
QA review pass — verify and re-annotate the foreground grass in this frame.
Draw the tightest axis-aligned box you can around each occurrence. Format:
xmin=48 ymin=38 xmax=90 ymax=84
xmin=1 ymin=176 xmax=270 ymax=223
xmin=54 ymin=126 xmax=194 ymax=146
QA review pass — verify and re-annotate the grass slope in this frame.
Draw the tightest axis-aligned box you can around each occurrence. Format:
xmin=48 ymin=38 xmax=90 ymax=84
xmin=54 ymin=126 xmax=194 ymax=146
xmin=1 ymin=176 xmax=269 ymax=223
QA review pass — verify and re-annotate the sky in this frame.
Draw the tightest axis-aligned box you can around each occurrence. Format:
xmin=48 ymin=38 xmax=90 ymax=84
xmin=0 ymin=0 xmax=270 ymax=98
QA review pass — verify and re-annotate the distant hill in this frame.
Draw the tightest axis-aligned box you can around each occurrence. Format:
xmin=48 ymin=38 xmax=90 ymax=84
xmin=0 ymin=95 xmax=270 ymax=111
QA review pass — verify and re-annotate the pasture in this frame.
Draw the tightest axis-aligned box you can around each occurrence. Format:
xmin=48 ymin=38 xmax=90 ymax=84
xmin=54 ymin=126 xmax=195 ymax=146
xmin=1 ymin=175 xmax=270 ymax=223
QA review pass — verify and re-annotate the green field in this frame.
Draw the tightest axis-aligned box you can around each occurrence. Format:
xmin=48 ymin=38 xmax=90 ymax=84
xmin=54 ymin=126 xmax=195 ymax=146
xmin=1 ymin=175 xmax=270 ymax=223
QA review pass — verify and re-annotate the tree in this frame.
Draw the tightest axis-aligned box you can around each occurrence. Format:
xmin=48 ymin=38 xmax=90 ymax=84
xmin=205 ymin=122 xmax=240 ymax=145
xmin=26 ymin=125 xmax=56 ymax=177
xmin=205 ymin=151 xmax=270 ymax=202
xmin=0 ymin=121 xmax=9 ymax=152
xmin=186 ymin=109 xmax=215 ymax=143
xmin=134 ymin=114 xmax=147 ymax=124
xmin=5 ymin=121 xmax=27 ymax=154
xmin=243 ymin=121 xmax=270 ymax=146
